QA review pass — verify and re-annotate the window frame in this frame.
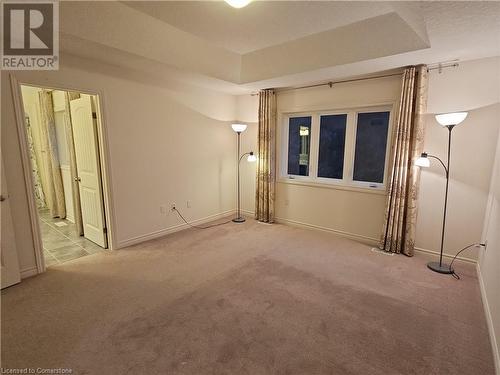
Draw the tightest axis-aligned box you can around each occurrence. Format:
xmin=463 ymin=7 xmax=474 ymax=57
xmin=281 ymin=112 xmax=315 ymax=182
xmin=279 ymin=104 xmax=394 ymax=192
xmin=314 ymin=110 xmax=351 ymax=186
xmin=285 ymin=114 xmax=314 ymax=178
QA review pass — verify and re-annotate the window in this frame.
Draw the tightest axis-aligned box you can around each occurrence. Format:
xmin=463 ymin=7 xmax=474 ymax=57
xmin=353 ymin=112 xmax=390 ymax=184
xmin=287 ymin=116 xmax=311 ymax=176
xmin=318 ymin=114 xmax=347 ymax=179
xmin=282 ymin=107 xmax=392 ymax=189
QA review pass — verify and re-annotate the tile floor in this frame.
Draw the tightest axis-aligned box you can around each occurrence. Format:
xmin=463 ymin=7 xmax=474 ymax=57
xmin=39 ymin=209 xmax=107 ymax=267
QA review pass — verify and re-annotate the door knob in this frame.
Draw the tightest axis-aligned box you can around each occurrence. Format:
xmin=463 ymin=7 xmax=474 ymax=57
xmin=0 ymin=195 xmax=8 ymax=202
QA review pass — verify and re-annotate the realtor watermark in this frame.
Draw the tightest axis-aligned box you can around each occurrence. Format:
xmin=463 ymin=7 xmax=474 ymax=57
xmin=1 ymin=1 xmax=59 ymax=70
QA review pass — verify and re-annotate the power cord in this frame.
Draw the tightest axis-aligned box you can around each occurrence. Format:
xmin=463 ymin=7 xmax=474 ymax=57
xmin=449 ymin=243 xmax=486 ymax=280
xmin=173 ymin=207 xmax=232 ymax=229
xmin=173 ymin=206 xmax=487 ymax=276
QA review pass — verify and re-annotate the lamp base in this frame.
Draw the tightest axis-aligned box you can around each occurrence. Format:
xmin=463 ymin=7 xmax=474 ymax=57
xmin=232 ymin=217 xmax=246 ymax=223
xmin=427 ymin=261 xmax=454 ymax=274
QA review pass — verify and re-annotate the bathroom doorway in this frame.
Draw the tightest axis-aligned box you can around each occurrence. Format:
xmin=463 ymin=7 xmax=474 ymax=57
xmin=20 ymin=85 xmax=109 ymax=266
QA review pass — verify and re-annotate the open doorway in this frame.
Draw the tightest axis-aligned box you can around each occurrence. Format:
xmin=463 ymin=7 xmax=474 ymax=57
xmin=20 ymin=85 xmax=109 ymax=267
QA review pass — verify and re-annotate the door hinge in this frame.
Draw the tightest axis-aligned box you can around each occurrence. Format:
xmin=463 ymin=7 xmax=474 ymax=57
xmin=103 ymin=227 xmax=107 ymax=234
xmin=92 ymin=112 xmax=97 ymax=119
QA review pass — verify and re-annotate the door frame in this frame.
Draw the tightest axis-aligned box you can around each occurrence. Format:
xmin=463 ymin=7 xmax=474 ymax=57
xmin=9 ymin=74 xmax=117 ymax=274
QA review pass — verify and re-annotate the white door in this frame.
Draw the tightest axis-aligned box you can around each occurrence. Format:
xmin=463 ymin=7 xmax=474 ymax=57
xmin=70 ymin=95 xmax=107 ymax=248
xmin=1 ymin=157 xmax=21 ymax=288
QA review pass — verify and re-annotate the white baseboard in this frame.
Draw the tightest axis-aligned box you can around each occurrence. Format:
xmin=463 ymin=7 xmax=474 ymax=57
xmin=20 ymin=266 xmax=38 ymax=279
xmin=268 ymin=215 xmax=476 ymax=264
xmin=116 ymin=209 xmax=235 ymax=248
xmin=413 ymin=246 xmax=477 ymax=264
xmin=477 ymin=262 xmax=500 ymax=375
xmin=273 ymin=216 xmax=379 ymax=246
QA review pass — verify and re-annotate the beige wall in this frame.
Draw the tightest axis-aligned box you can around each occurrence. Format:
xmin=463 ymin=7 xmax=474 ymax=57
xmin=416 ymin=57 xmax=500 ymax=260
xmin=237 ymin=75 xmax=404 ymax=243
xmin=238 ymin=57 xmax=500 ymax=257
xmin=239 ymin=122 xmax=257 ymax=215
xmin=274 ymin=75 xmax=402 ymax=243
xmin=416 ymin=104 xmax=499 ymax=260
xmin=479 ymin=131 xmax=500 ymax=371
xmin=3 ymin=52 xmax=498 ymax=283
xmin=235 ymin=94 xmax=259 ymax=215
xmin=2 ymin=54 xmax=238 ymax=275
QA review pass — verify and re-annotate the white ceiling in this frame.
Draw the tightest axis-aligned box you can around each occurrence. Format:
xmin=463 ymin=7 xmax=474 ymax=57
xmin=60 ymin=1 xmax=500 ymax=94
xmin=123 ymin=1 xmax=394 ymax=54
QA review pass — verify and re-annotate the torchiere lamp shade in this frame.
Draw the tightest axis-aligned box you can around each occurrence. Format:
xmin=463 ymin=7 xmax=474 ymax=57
xmin=231 ymin=123 xmax=247 ymax=133
xmin=435 ymin=112 xmax=468 ymax=127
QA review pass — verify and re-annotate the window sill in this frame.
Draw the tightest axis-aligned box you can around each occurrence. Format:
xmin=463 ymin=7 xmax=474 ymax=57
xmin=277 ymin=178 xmax=388 ymax=196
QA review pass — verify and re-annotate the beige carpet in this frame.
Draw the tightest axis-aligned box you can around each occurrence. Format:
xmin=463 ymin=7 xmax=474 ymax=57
xmin=1 ymin=219 xmax=495 ymax=374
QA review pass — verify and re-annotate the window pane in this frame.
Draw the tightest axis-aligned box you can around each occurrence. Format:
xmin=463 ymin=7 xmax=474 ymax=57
xmin=287 ymin=116 xmax=311 ymax=176
xmin=353 ymin=111 xmax=390 ymax=183
xmin=317 ymin=114 xmax=347 ymax=179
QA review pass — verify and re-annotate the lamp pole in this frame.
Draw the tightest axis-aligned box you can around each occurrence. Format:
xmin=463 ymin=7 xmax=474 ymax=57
xmin=439 ymin=126 xmax=453 ymax=267
xmin=234 ymin=150 xmax=255 ymax=223
xmin=417 ymin=112 xmax=467 ymax=275
xmin=230 ymin=123 xmax=255 ymax=223
xmin=233 ymin=131 xmax=245 ymax=223
xmin=426 ymin=125 xmax=455 ymax=274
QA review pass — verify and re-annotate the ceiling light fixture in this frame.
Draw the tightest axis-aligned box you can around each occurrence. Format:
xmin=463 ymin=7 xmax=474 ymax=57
xmin=224 ymin=0 xmax=251 ymax=9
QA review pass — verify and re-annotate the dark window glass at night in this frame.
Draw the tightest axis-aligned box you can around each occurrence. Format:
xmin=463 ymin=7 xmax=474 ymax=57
xmin=317 ymin=114 xmax=347 ymax=179
xmin=287 ymin=116 xmax=311 ymax=176
xmin=353 ymin=111 xmax=390 ymax=183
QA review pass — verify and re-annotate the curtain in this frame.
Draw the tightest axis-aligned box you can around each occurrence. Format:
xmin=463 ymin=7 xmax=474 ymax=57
xmin=255 ymin=89 xmax=277 ymax=223
xmin=379 ymin=65 xmax=428 ymax=256
xmin=38 ymin=90 xmax=66 ymax=219
xmin=26 ymin=115 xmax=46 ymax=208
xmin=64 ymin=92 xmax=84 ymax=235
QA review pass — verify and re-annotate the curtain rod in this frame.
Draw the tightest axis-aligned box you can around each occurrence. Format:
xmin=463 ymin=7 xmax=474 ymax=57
xmin=426 ymin=61 xmax=459 ymax=73
xmin=250 ymin=71 xmax=402 ymax=96
xmin=277 ymin=72 xmax=403 ymax=93
xmin=250 ymin=61 xmax=460 ymax=96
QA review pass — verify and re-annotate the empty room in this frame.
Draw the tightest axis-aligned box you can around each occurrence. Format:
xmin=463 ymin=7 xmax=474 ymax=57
xmin=1 ymin=1 xmax=499 ymax=374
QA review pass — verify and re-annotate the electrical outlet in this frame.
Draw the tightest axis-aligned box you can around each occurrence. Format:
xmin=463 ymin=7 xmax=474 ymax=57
xmin=475 ymin=241 xmax=488 ymax=251
xmin=186 ymin=200 xmax=191 ymax=208
xmin=159 ymin=205 xmax=167 ymax=215
xmin=170 ymin=203 xmax=176 ymax=211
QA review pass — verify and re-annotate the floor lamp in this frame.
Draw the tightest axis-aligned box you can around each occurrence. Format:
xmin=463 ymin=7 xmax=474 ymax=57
xmin=416 ymin=112 xmax=468 ymax=274
xmin=231 ymin=123 xmax=256 ymax=223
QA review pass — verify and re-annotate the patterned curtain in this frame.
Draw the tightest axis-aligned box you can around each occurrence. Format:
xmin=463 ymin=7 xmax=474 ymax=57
xmin=379 ymin=65 xmax=428 ymax=256
xmin=255 ymin=89 xmax=277 ymax=223
xmin=26 ymin=116 xmax=46 ymax=208
xmin=38 ymin=90 xmax=66 ymax=219
xmin=65 ymin=92 xmax=84 ymax=235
